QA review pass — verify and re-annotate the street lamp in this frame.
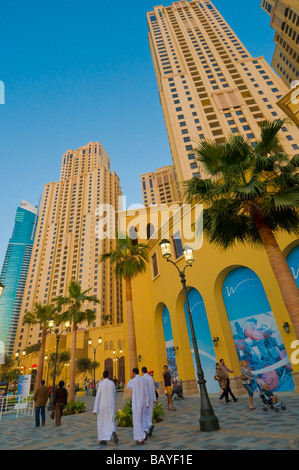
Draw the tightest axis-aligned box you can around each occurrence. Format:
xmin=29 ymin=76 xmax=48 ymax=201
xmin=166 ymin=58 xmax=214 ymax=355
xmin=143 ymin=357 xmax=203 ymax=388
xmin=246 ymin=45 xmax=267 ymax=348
xmin=48 ymin=320 xmax=71 ymax=411
xmin=14 ymin=350 xmax=26 ymax=394
xmin=88 ymin=336 xmax=102 ymax=396
xmin=112 ymin=348 xmax=123 ymax=383
xmin=64 ymin=362 xmax=70 ymax=386
xmin=159 ymin=239 xmax=220 ymax=432
xmin=44 ymin=353 xmax=50 ymax=387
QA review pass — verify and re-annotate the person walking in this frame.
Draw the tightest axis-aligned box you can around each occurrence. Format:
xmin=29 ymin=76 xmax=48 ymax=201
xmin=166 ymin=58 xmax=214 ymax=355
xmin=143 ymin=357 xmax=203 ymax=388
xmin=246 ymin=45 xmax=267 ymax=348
xmin=149 ymin=370 xmax=159 ymax=401
xmin=162 ymin=365 xmax=176 ymax=411
xmin=93 ymin=370 xmax=119 ymax=446
xmin=240 ymin=360 xmax=256 ymax=410
xmin=214 ymin=363 xmax=228 ymax=404
xmin=219 ymin=359 xmax=238 ymax=404
xmin=126 ymin=368 xmax=149 ymax=445
xmin=33 ymin=380 xmax=49 ymax=427
xmin=53 ymin=380 xmax=68 ymax=426
xmin=141 ymin=367 xmax=157 ymax=437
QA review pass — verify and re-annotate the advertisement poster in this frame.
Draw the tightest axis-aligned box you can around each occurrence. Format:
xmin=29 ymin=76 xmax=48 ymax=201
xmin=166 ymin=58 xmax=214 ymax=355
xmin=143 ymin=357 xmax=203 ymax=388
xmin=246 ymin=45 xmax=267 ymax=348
xmin=17 ymin=374 xmax=32 ymax=396
xmin=0 ymin=382 xmax=9 ymax=412
xmin=0 ymin=382 xmax=9 ymax=397
xmin=184 ymin=288 xmax=219 ymax=393
xmin=223 ymin=267 xmax=294 ymax=392
xmin=162 ymin=306 xmax=179 ymax=382
xmin=287 ymin=245 xmax=299 ymax=288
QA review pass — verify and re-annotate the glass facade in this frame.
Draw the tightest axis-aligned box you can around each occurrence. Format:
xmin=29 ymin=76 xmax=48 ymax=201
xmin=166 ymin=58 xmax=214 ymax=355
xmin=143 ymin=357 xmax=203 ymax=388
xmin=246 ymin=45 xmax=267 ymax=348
xmin=0 ymin=202 xmax=38 ymax=356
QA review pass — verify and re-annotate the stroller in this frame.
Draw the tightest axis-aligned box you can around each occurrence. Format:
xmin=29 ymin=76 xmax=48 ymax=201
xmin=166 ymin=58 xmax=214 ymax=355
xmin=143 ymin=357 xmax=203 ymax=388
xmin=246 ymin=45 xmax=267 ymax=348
xmin=255 ymin=378 xmax=286 ymax=412
xmin=172 ymin=380 xmax=184 ymax=400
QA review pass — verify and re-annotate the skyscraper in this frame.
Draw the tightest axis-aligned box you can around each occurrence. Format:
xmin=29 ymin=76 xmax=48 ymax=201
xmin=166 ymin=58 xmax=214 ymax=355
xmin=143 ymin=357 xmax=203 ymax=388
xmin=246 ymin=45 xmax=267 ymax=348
xmin=14 ymin=142 xmax=123 ymax=354
xmin=261 ymin=0 xmax=299 ymax=86
xmin=0 ymin=201 xmax=38 ymax=356
xmin=141 ymin=165 xmax=181 ymax=207
xmin=147 ymin=0 xmax=299 ymax=186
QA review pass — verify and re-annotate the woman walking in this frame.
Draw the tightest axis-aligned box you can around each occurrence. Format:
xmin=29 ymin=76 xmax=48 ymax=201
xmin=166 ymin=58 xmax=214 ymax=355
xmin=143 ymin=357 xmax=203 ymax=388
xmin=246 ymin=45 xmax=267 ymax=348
xmin=162 ymin=365 xmax=176 ymax=411
xmin=240 ymin=361 xmax=256 ymax=410
xmin=53 ymin=380 xmax=68 ymax=426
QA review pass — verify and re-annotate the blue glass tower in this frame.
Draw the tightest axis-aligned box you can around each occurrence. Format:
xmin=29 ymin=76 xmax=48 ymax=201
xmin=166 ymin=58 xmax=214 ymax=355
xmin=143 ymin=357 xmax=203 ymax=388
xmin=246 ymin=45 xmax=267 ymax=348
xmin=0 ymin=201 xmax=38 ymax=356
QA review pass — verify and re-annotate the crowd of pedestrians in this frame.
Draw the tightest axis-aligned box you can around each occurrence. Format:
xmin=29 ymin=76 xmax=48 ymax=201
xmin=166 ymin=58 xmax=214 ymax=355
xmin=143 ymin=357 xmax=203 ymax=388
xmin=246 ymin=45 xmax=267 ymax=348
xmin=33 ymin=358 xmax=277 ymax=443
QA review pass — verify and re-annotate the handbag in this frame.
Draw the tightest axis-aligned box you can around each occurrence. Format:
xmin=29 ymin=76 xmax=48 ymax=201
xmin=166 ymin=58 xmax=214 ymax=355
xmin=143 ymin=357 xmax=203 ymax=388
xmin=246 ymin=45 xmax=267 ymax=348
xmin=240 ymin=373 xmax=247 ymax=381
xmin=50 ymin=410 xmax=55 ymax=420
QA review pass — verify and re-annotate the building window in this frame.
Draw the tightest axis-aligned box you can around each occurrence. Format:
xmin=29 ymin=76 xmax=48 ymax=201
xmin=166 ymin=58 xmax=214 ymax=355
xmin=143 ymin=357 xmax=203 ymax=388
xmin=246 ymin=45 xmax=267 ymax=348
xmin=173 ymin=231 xmax=184 ymax=259
xmin=151 ymin=252 xmax=159 ymax=279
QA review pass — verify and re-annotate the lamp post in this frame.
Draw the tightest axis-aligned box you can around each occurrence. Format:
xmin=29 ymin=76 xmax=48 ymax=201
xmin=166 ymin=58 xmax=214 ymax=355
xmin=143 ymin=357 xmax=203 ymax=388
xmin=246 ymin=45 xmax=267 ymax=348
xmin=159 ymin=239 xmax=220 ymax=432
xmin=48 ymin=320 xmax=70 ymax=411
xmin=14 ymin=350 xmax=25 ymax=394
xmin=45 ymin=353 xmax=50 ymax=387
xmin=112 ymin=348 xmax=123 ymax=383
xmin=64 ymin=362 xmax=70 ymax=386
xmin=88 ymin=337 xmax=102 ymax=397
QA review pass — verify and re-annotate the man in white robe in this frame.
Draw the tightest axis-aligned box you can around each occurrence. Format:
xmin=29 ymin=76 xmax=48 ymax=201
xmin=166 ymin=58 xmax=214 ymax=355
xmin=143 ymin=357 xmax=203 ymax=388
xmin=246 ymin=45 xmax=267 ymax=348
xmin=126 ymin=367 xmax=149 ymax=445
xmin=93 ymin=370 xmax=118 ymax=446
xmin=142 ymin=366 xmax=157 ymax=437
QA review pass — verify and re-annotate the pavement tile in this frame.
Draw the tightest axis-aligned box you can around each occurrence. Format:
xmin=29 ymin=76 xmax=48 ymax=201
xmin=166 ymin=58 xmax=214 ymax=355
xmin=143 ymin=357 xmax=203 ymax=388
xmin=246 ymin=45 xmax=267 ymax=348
xmin=0 ymin=392 xmax=299 ymax=452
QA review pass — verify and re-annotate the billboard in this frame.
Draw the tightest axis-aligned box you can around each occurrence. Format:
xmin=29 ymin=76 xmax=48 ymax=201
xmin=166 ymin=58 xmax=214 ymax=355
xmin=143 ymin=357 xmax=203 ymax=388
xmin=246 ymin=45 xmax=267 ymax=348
xmin=0 ymin=382 xmax=8 ymax=397
xmin=17 ymin=374 xmax=32 ymax=396
xmin=223 ymin=267 xmax=294 ymax=392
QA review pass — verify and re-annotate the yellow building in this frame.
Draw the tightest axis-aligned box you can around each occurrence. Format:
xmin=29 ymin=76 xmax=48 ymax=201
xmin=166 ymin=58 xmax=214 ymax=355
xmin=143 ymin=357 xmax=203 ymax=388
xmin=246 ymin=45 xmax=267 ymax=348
xmin=141 ymin=165 xmax=181 ymax=207
xmin=261 ymin=0 xmax=299 ymax=87
xmin=121 ymin=205 xmax=299 ymax=396
xmin=147 ymin=0 xmax=299 ymax=187
xmin=277 ymin=80 xmax=299 ymax=125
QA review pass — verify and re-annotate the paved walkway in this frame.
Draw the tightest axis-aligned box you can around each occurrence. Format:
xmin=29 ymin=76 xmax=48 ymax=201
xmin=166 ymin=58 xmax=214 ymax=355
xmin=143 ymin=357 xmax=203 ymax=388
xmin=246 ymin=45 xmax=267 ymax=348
xmin=0 ymin=391 xmax=299 ymax=451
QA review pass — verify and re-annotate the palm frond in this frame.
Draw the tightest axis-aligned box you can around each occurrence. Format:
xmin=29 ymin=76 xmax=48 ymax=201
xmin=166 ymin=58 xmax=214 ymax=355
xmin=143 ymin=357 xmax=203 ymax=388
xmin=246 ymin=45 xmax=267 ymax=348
xmin=182 ymin=177 xmax=214 ymax=204
xmin=98 ymin=233 xmax=149 ymax=280
xmin=255 ymin=119 xmax=287 ymax=156
xmin=193 ymin=140 xmax=225 ymax=174
xmin=261 ymin=187 xmax=299 ymax=214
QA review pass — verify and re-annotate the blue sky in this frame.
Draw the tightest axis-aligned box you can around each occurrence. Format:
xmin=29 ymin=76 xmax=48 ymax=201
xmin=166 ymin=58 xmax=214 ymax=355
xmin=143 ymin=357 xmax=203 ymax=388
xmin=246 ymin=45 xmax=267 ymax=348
xmin=0 ymin=0 xmax=275 ymax=267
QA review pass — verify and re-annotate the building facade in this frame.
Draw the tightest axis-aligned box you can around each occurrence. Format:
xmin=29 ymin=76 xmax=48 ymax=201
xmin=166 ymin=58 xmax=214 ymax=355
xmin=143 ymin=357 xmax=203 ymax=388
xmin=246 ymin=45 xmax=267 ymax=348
xmin=261 ymin=0 xmax=299 ymax=86
xmin=141 ymin=165 xmax=181 ymax=207
xmin=0 ymin=201 xmax=38 ymax=356
xmin=122 ymin=205 xmax=299 ymax=396
xmin=13 ymin=143 xmax=125 ymax=376
xmin=147 ymin=0 xmax=299 ymax=186
xmin=277 ymin=80 xmax=299 ymax=125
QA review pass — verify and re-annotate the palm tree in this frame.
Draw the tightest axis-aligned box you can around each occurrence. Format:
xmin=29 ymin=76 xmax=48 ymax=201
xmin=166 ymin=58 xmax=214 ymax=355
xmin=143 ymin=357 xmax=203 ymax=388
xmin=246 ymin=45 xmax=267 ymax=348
xmin=99 ymin=234 xmax=149 ymax=371
xmin=184 ymin=119 xmax=299 ymax=337
xmin=76 ymin=357 xmax=93 ymax=378
xmin=48 ymin=350 xmax=71 ymax=382
xmin=54 ymin=281 xmax=100 ymax=402
xmin=23 ymin=302 xmax=58 ymax=391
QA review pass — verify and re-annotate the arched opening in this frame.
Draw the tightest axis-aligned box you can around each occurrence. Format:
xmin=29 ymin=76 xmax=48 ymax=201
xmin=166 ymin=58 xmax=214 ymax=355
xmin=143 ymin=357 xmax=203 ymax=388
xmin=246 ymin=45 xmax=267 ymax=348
xmin=118 ymin=356 xmax=125 ymax=385
xmin=162 ymin=305 xmax=179 ymax=381
xmin=183 ymin=288 xmax=218 ymax=393
xmin=129 ymin=226 xmax=138 ymax=246
xmin=222 ymin=267 xmax=294 ymax=392
xmin=104 ymin=358 xmax=113 ymax=381
xmin=146 ymin=223 xmax=155 ymax=240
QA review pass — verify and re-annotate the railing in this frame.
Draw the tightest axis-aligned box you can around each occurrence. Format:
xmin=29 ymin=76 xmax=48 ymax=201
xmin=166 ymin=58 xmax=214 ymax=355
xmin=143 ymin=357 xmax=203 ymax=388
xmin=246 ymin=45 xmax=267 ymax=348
xmin=0 ymin=394 xmax=34 ymax=420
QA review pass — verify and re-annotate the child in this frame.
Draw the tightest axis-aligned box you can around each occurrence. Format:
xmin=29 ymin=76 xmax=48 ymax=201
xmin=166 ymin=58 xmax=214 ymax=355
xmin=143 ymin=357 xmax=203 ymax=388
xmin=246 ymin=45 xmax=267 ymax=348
xmin=263 ymin=384 xmax=278 ymax=404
